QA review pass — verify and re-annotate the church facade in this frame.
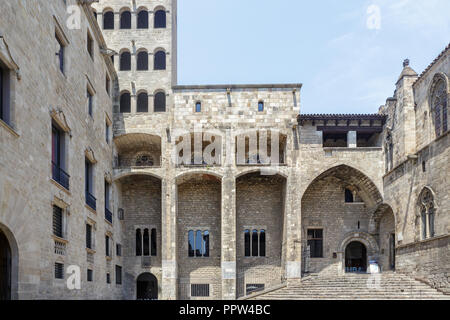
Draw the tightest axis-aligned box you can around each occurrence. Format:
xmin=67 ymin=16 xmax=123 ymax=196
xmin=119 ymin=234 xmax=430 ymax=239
xmin=0 ymin=0 xmax=448 ymax=300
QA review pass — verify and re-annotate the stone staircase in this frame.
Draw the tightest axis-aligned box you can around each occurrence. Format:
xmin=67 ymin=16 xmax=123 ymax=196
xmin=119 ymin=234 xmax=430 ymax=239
xmin=249 ymin=273 xmax=449 ymax=300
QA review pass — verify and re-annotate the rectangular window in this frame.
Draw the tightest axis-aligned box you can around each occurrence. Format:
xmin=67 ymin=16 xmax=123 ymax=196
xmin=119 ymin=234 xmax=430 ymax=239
xmin=52 ymin=123 xmax=69 ymax=189
xmin=191 ymin=284 xmax=209 ymax=297
xmin=307 ymin=229 xmax=323 ymax=258
xmin=115 ymin=265 xmax=122 ymax=285
xmin=55 ymin=263 xmax=64 ymax=279
xmin=86 ymin=224 xmax=92 ymax=249
xmin=106 ymin=273 xmax=111 ymax=284
xmin=258 ymin=101 xmax=264 ymax=112
xmin=105 ymin=181 xmax=112 ymax=223
xmin=87 ymin=88 xmax=93 ymax=117
xmin=151 ymin=228 xmax=157 ymax=256
xmin=56 ymin=33 xmax=65 ymax=74
xmin=116 ymin=243 xmax=122 ymax=257
xmin=87 ymin=269 xmax=93 ymax=282
xmin=0 ymin=62 xmax=11 ymax=125
xmin=195 ymin=102 xmax=201 ymax=113
xmin=87 ymin=32 xmax=94 ymax=59
xmin=106 ymin=74 xmax=110 ymax=95
xmin=105 ymin=235 xmax=110 ymax=257
xmin=53 ymin=206 xmax=64 ymax=238
xmin=105 ymin=120 xmax=110 ymax=144
xmin=85 ymin=158 xmax=96 ymax=210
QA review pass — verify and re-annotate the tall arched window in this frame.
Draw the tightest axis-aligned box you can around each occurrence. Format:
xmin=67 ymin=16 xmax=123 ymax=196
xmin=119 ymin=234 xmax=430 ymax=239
xmin=151 ymin=228 xmax=157 ymax=256
xmin=418 ymin=188 xmax=435 ymax=239
xmin=120 ymin=51 xmax=131 ymax=71
xmin=136 ymin=229 xmax=142 ymax=256
xmin=188 ymin=230 xmax=195 ymax=257
xmin=103 ymin=11 xmax=114 ymax=29
xmin=259 ymin=230 xmax=266 ymax=257
xmin=251 ymin=230 xmax=258 ymax=257
xmin=137 ymin=51 xmax=148 ymax=70
xmin=154 ymin=91 xmax=166 ymax=112
xmin=244 ymin=230 xmax=250 ymax=257
xmin=120 ymin=92 xmax=131 ymax=113
xmin=154 ymin=51 xmax=166 ymax=70
xmin=154 ymin=10 xmax=166 ymax=28
xmin=137 ymin=10 xmax=149 ymax=29
xmin=143 ymin=229 xmax=150 ymax=256
xmin=431 ymin=76 xmax=448 ymax=137
xmin=137 ymin=92 xmax=148 ymax=113
xmin=120 ymin=10 xmax=131 ymax=29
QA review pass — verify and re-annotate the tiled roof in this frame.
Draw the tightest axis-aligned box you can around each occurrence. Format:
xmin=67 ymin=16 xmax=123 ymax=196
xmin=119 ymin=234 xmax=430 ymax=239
xmin=414 ymin=43 xmax=450 ymax=85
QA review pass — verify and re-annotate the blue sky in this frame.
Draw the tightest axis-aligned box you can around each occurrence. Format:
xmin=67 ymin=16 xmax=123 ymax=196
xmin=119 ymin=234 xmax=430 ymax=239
xmin=177 ymin=0 xmax=450 ymax=114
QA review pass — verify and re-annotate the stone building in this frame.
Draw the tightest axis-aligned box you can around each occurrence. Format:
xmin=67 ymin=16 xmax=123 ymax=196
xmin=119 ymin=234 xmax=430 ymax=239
xmin=0 ymin=0 xmax=448 ymax=300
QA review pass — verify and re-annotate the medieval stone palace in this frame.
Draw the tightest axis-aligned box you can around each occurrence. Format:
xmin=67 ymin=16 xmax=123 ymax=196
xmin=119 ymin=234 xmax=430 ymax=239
xmin=0 ymin=0 xmax=448 ymax=300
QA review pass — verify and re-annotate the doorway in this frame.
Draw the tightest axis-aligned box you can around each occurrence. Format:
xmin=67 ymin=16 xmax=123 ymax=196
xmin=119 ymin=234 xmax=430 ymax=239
xmin=0 ymin=231 xmax=11 ymax=300
xmin=389 ymin=233 xmax=395 ymax=270
xmin=136 ymin=273 xmax=158 ymax=300
xmin=345 ymin=241 xmax=367 ymax=273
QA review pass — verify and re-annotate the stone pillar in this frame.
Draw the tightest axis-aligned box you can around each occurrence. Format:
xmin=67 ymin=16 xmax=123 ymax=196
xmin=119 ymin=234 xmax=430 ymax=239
xmin=221 ymin=171 xmax=237 ymax=299
xmin=161 ymin=176 xmax=177 ymax=299
xmin=285 ymin=171 xmax=302 ymax=279
xmin=347 ymin=131 xmax=357 ymax=148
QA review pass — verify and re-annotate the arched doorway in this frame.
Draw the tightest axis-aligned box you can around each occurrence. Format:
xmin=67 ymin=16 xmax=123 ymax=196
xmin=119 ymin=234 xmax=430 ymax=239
xmin=345 ymin=241 xmax=367 ymax=273
xmin=136 ymin=273 xmax=158 ymax=300
xmin=0 ymin=230 xmax=11 ymax=300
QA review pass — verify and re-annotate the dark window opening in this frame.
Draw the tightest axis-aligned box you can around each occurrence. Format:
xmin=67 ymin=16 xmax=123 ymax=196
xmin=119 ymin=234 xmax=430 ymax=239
xmin=345 ymin=188 xmax=354 ymax=203
xmin=188 ymin=230 xmax=194 ymax=257
xmin=106 ymin=273 xmax=111 ymax=284
xmin=52 ymin=123 xmax=69 ymax=189
xmin=103 ymin=11 xmax=114 ymax=30
xmin=137 ymin=10 xmax=149 ymax=29
xmin=56 ymin=33 xmax=65 ymax=74
xmin=307 ymin=229 xmax=323 ymax=258
xmin=53 ymin=206 xmax=63 ymax=238
xmin=85 ymin=158 xmax=96 ymax=210
xmin=151 ymin=228 xmax=157 ymax=256
xmin=86 ymin=224 xmax=92 ymax=249
xmin=120 ymin=92 xmax=131 ymax=113
xmin=106 ymin=75 xmax=110 ymax=95
xmin=259 ymin=230 xmax=266 ymax=257
xmin=422 ymin=161 xmax=426 ymax=172
xmin=115 ymin=265 xmax=122 ymax=285
xmin=137 ymin=51 xmax=148 ymax=70
xmin=246 ymin=284 xmax=265 ymax=295
xmin=191 ymin=284 xmax=209 ymax=297
xmin=357 ymin=132 xmax=381 ymax=147
xmin=116 ymin=244 xmax=122 ymax=256
xmin=87 ymin=88 xmax=93 ymax=116
xmin=143 ymin=229 xmax=150 ymax=256
xmin=87 ymin=269 xmax=93 ymax=282
xmin=55 ymin=263 xmax=64 ymax=279
xmin=137 ymin=92 xmax=148 ymax=113
xmin=154 ymin=51 xmax=166 ymax=70
xmin=120 ymin=11 xmax=131 ymax=29
xmin=105 ymin=235 xmax=110 ymax=257
xmin=258 ymin=101 xmax=264 ymax=112
xmin=136 ymin=229 xmax=142 ymax=256
xmin=87 ymin=32 xmax=94 ymax=59
xmin=195 ymin=102 xmax=201 ymax=113
xmin=323 ymin=132 xmax=347 ymax=148
xmin=154 ymin=92 xmax=166 ymax=112
xmin=119 ymin=51 xmax=131 ymax=71
xmin=154 ymin=10 xmax=166 ymax=28
xmin=251 ymin=230 xmax=258 ymax=257
xmin=244 ymin=229 xmax=250 ymax=257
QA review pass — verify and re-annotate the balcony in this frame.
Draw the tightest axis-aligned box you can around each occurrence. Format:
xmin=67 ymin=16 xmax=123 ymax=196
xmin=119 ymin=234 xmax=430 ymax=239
xmin=86 ymin=191 xmax=96 ymax=211
xmin=105 ymin=207 xmax=113 ymax=224
xmin=52 ymin=162 xmax=70 ymax=190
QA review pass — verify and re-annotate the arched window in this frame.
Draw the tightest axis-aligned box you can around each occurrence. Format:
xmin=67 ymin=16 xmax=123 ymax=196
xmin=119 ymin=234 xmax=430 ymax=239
xmin=431 ymin=77 xmax=448 ymax=137
xmin=151 ymin=228 xmax=157 ymax=256
xmin=418 ymin=188 xmax=435 ymax=239
xmin=188 ymin=230 xmax=195 ymax=257
xmin=244 ymin=230 xmax=250 ymax=257
xmin=345 ymin=188 xmax=354 ymax=203
xmin=120 ymin=92 xmax=131 ymax=113
xmin=137 ymin=92 xmax=148 ymax=112
xmin=258 ymin=101 xmax=264 ymax=112
xmin=154 ymin=51 xmax=166 ymax=70
xmin=154 ymin=91 xmax=166 ymax=112
xmin=195 ymin=102 xmax=201 ymax=113
xmin=137 ymin=51 xmax=148 ymax=70
xmin=203 ymin=231 xmax=210 ymax=257
xmin=120 ymin=10 xmax=131 ymax=29
xmin=251 ymin=230 xmax=258 ymax=257
xmin=137 ymin=10 xmax=149 ymax=29
xmin=143 ymin=229 xmax=150 ymax=256
xmin=119 ymin=51 xmax=131 ymax=71
xmin=195 ymin=231 xmax=202 ymax=257
xmin=103 ymin=11 xmax=114 ymax=29
xmin=136 ymin=229 xmax=142 ymax=256
xmin=154 ymin=10 xmax=166 ymax=28
xmin=259 ymin=230 xmax=266 ymax=257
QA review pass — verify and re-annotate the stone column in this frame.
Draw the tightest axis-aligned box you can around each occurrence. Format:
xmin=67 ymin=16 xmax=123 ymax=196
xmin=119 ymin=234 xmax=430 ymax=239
xmin=161 ymin=176 xmax=177 ymax=299
xmin=347 ymin=131 xmax=357 ymax=148
xmin=285 ymin=171 xmax=302 ymax=279
xmin=221 ymin=171 xmax=237 ymax=299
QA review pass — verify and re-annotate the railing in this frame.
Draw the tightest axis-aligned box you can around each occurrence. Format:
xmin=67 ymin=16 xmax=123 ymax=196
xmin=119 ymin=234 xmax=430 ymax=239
xmin=86 ymin=191 xmax=97 ymax=211
xmin=237 ymin=267 xmax=284 ymax=298
xmin=52 ymin=162 xmax=70 ymax=190
xmin=105 ymin=207 xmax=113 ymax=224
